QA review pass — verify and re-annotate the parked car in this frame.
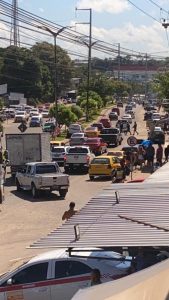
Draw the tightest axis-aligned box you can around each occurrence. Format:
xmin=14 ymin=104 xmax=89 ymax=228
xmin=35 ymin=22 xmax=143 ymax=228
xmin=84 ymin=137 xmax=107 ymax=155
xmin=16 ymin=162 xmax=69 ymax=198
xmin=70 ymin=133 xmax=87 ymax=146
xmin=100 ymin=128 xmax=123 ymax=147
xmin=14 ymin=111 xmax=28 ymax=123
xmin=109 ymin=112 xmax=118 ymax=121
xmin=99 ymin=117 xmax=111 ymax=128
xmin=67 ymin=124 xmax=82 ymax=138
xmin=84 ymin=126 xmax=99 ymax=138
xmin=112 ymin=107 xmax=120 ymax=116
xmin=89 ymin=155 xmax=121 ymax=180
xmin=122 ymin=114 xmax=132 ymax=124
xmin=29 ymin=116 xmax=42 ymax=127
xmin=0 ymin=248 xmax=129 ymax=300
xmin=51 ymin=146 xmax=70 ymax=165
xmin=64 ymin=146 xmax=95 ymax=173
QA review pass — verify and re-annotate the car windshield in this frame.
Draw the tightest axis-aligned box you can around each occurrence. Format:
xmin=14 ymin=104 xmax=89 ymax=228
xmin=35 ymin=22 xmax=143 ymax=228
xmin=31 ymin=117 xmax=39 ymax=121
xmin=36 ymin=164 xmax=58 ymax=174
xmin=91 ymin=158 xmax=109 ymax=164
xmin=68 ymin=148 xmax=88 ymax=154
xmin=44 ymin=122 xmax=53 ymax=126
xmin=16 ymin=112 xmax=25 ymax=115
xmin=102 ymin=128 xmax=118 ymax=134
xmin=107 ymin=151 xmax=122 ymax=157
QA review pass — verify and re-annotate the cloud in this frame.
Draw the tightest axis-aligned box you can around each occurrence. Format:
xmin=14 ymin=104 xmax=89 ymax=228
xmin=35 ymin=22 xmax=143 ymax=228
xmin=73 ymin=20 xmax=169 ymax=57
xmin=39 ymin=8 xmax=44 ymax=13
xmin=76 ymin=0 xmax=130 ymax=14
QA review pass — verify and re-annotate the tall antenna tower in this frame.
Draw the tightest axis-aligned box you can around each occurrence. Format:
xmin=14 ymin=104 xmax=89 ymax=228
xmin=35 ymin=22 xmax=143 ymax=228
xmin=10 ymin=0 xmax=20 ymax=46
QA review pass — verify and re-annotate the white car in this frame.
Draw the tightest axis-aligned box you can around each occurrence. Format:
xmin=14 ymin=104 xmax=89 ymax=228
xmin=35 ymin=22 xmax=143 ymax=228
xmin=0 ymin=248 xmax=129 ymax=300
xmin=67 ymin=124 xmax=82 ymax=138
xmin=14 ymin=111 xmax=28 ymax=123
xmin=122 ymin=114 xmax=132 ymax=124
xmin=51 ymin=146 xmax=70 ymax=165
xmin=29 ymin=108 xmax=39 ymax=117
xmin=41 ymin=110 xmax=49 ymax=118
xmin=152 ymin=113 xmax=160 ymax=121
xmin=70 ymin=133 xmax=87 ymax=146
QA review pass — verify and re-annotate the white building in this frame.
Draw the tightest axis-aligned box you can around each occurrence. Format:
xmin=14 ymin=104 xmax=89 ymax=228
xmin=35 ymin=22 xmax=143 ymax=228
xmin=113 ymin=65 xmax=159 ymax=82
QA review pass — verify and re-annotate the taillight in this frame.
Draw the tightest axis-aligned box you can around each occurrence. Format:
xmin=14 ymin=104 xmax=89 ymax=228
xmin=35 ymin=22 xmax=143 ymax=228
xmin=64 ymin=155 xmax=67 ymax=161
xmin=86 ymin=155 xmax=90 ymax=162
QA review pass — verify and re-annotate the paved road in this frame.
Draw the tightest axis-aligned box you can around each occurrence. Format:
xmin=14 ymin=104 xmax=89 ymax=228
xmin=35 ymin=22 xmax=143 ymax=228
xmin=0 ymin=105 xmax=148 ymax=273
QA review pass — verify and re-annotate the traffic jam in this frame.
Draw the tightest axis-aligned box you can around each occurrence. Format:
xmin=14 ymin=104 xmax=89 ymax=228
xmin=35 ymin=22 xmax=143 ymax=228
xmin=0 ymin=97 xmax=168 ymax=300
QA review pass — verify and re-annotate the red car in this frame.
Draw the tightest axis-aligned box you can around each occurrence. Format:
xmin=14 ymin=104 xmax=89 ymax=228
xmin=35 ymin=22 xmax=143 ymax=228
xmin=99 ymin=117 xmax=111 ymax=128
xmin=84 ymin=137 xmax=107 ymax=155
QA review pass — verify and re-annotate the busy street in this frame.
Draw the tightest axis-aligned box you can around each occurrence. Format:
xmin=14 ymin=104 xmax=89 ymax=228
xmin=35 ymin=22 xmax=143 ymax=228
xmin=0 ymin=101 xmax=167 ymax=275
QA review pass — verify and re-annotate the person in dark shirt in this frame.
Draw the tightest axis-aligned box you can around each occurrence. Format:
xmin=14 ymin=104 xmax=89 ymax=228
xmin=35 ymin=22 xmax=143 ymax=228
xmin=164 ymin=145 xmax=169 ymax=162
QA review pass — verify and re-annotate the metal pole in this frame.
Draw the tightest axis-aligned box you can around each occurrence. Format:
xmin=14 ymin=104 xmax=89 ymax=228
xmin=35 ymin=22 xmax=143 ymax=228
xmin=54 ymin=34 xmax=58 ymax=126
xmin=118 ymin=43 xmax=120 ymax=81
xmin=145 ymin=53 xmax=148 ymax=101
xmin=86 ymin=8 xmax=92 ymax=122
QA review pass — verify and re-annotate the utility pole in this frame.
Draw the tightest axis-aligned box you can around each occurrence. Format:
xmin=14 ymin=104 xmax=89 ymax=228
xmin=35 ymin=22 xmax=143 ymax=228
xmin=10 ymin=0 xmax=20 ymax=46
xmin=38 ymin=26 xmax=71 ymax=126
xmin=118 ymin=43 xmax=121 ymax=80
xmin=145 ymin=53 xmax=148 ymax=100
xmin=76 ymin=8 xmax=92 ymax=122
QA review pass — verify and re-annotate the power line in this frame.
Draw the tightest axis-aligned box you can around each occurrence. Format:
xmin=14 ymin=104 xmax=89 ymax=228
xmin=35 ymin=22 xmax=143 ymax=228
xmin=147 ymin=0 xmax=169 ymax=15
xmin=128 ymin=0 xmax=161 ymax=23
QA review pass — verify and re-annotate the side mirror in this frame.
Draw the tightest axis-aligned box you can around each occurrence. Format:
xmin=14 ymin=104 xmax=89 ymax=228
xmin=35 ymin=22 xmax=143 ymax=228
xmin=7 ymin=278 xmax=13 ymax=285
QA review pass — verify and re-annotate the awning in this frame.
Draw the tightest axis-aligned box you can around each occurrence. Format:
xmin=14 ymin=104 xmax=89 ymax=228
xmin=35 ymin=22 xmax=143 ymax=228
xmin=30 ymin=163 xmax=169 ymax=250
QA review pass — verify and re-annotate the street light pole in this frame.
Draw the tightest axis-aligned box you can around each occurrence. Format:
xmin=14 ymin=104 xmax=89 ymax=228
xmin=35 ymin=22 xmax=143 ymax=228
xmin=38 ymin=25 xmax=71 ymax=126
xmin=76 ymin=8 xmax=92 ymax=122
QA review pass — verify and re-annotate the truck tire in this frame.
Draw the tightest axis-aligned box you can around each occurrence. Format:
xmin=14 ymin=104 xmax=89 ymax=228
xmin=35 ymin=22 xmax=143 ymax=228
xmin=31 ymin=183 xmax=38 ymax=198
xmin=59 ymin=189 xmax=68 ymax=198
xmin=64 ymin=167 xmax=69 ymax=174
xmin=16 ymin=179 xmax=21 ymax=191
xmin=89 ymin=175 xmax=94 ymax=181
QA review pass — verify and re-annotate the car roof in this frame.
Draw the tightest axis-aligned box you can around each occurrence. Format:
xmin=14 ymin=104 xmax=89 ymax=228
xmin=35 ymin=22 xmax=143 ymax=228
xmin=26 ymin=162 xmax=56 ymax=166
xmin=29 ymin=248 xmax=122 ymax=264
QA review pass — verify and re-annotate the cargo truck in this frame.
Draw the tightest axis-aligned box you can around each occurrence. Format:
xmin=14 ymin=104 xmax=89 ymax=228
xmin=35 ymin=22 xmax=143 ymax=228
xmin=6 ymin=133 xmax=51 ymax=176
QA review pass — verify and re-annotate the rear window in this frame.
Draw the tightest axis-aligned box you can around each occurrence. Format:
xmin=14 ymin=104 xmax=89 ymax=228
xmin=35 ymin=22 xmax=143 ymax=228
xmin=68 ymin=148 xmax=88 ymax=154
xmin=36 ymin=164 xmax=58 ymax=174
xmin=91 ymin=158 xmax=110 ymax=164
xmin=86 ymin=139 xmax=99 ymax=143
xmin=69 ymin=125 xmax=81 ymax=130
xmin=102 ymin=128 xmax=118 ymax=134
xmin=52 ymin=148 xmax=65 ymax=153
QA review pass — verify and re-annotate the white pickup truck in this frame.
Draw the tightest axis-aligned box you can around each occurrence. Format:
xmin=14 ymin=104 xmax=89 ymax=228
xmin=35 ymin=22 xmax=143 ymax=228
xmin=16 ymin=162 xmax=69 ymax=198
xmin=64 ymin=146 xmax=95 ymax=173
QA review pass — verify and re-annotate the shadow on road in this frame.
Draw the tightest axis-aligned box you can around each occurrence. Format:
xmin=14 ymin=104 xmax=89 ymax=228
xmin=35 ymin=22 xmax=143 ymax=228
xmin=86 ymin=177 xmax=111 ymax=182
xmin=10 ymin=190 xmax=65 ymax=203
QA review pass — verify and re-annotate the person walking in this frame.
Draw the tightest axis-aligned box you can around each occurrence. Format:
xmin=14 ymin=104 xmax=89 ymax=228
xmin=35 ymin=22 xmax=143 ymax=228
xmin=127 ymin=122 xmax=131 ymax=135
xmin=164 ymin=145 xmax=169 ymax=162
xmin=133 ymin=121 xmax=138 ymax=135
xmin=163 ymin=122 xmax=168 ymax=134
xmin=138 ymin=146 xmax=145 ymax=169
xmin=62 ymin=202 xmax=77 ymax=221
xmin=156 ymin=144 xmax=163 ymax=166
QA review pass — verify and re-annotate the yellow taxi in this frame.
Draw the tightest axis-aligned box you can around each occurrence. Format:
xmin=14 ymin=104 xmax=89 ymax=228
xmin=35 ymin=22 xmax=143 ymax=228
xmin=89 ymin=155 xmax=121 ymax=180
xmin=84 ymin=126 xmax=100 ymax=138
xmin=50 ymin=141 xmax=65 ymax=149
xmin=106 ymin=150 xmax=124 ymax=161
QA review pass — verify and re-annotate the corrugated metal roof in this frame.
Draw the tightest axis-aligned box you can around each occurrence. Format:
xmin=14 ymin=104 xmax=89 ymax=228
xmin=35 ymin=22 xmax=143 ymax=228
xmin=30 ymin=163 xmax=169 ymax=249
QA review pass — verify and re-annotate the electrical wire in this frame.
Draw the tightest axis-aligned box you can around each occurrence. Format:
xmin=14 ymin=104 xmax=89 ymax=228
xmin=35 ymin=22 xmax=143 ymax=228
xmin=147 ymin=0 xmax=169 ymax=15
xmin=128 ymin=0 xmax=161 ymax=23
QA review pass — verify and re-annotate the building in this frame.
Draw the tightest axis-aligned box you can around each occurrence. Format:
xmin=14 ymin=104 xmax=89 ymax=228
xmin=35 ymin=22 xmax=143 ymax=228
xmin=113 ymin=65 xmax=159 ymax=83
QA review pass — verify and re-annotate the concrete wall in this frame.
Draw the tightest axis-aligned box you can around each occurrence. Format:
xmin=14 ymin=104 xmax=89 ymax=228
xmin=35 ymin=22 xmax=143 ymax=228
xmin=72 ymin=259 xmax=169 ymax=300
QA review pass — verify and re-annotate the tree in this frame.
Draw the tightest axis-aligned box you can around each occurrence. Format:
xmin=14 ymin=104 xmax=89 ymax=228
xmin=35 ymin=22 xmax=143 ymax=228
xmin=71 ymin=105 xmax=83 ymax=119
xmin=152 ymin=72 xmax=169 ymax=111
xmin=78 ymin=91 xmax=103 ymax=108
xmin=80 ymin=99 xmax=98 ymax=118
xmin=0 ymin=46 xmax=43 ymax=99
xmin=32 ymin=42 xmax=73 ymax=99
xmin=50 ymin=104 xmax=77 ymax=126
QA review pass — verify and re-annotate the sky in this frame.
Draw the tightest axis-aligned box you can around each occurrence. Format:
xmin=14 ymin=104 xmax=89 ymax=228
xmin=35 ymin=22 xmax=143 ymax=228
xmin=2 ymin=0 xmax=169 ymax=59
